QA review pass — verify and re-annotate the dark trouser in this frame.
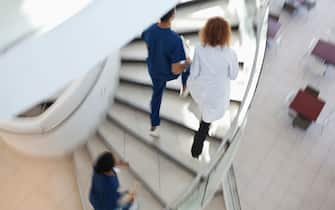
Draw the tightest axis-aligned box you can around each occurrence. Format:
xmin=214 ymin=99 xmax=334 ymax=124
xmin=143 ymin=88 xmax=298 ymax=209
xmin=119 ymin=202 xmax=132 ymax=210
xmin=191 ymin=120 xmax=211 ymax=158
xmin=150 ymin=69 xmax=190 ymax=127
xmin=150 ymin=79 xmax=166 ymax=127
xmin=181 ymin=66 xmax=190 ymax=87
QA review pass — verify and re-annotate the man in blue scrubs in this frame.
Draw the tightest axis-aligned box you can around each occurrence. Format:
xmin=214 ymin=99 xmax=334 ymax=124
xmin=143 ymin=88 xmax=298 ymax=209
xmin=142 ymin=8 xmax=191 ymax=137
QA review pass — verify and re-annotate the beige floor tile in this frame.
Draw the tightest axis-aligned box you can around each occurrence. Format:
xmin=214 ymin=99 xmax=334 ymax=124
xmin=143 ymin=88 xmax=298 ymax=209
xmin=319 ymin=181 xmax=335 ymax=210
xmin=0 ymin=141 xmax=80 ymax=210
xmin=57 ymin=188 xmax=84 ymax=210
xmin=40 ymin=160 xmax=80 ymax=205
xmin=15 ymin=189 xmax=59 ymax=210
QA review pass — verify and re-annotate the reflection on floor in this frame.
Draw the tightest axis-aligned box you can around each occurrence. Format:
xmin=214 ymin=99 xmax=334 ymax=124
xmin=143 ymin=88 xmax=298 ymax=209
xmin=235 ymin=0 xmax=335 ymax=210
xmin=0 ymin=139 xmax=82 ymax=210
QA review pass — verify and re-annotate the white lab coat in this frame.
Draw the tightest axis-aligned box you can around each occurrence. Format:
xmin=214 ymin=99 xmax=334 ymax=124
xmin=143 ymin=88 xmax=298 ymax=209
xmin=187 ymin=45 xmax=239 ymax=123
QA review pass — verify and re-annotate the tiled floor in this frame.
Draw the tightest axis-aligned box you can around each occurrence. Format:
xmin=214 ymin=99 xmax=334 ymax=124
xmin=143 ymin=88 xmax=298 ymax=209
xmin=235 ymin=1 xmax=335 ymax=210
xmin=0 ymin=139 xmax=82 ymax=210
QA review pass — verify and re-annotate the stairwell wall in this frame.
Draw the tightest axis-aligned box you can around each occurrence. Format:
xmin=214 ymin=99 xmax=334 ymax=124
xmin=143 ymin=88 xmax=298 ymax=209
xmin=0 ymin=53 xmax=119 ymax=157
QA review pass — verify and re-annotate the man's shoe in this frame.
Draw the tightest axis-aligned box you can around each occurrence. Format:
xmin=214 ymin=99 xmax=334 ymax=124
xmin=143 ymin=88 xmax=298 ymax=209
xmin=179 ymin=85 xmax=190 ymax=98
xmin=149 ymin=126 xmax=160 ymax=138
xmin=191 ymin=133 xmax=205 ymax=158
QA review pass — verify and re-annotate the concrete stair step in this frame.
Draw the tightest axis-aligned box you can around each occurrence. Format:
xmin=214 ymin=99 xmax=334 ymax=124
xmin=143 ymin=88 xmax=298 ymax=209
xmin=116 ymin=82 xmax=240 ymax=139
xmin=121 ymin=32 xmax=243 ymax=63
xmin=107 ymin=101 xmax=221 ymax=174
xmin=119 ymin=61 xmax=248 ymax=102
xmin=86 ymin=135 xmax=164 ymax=209
xmin=98 ymin=121 xmax=195 ymax=204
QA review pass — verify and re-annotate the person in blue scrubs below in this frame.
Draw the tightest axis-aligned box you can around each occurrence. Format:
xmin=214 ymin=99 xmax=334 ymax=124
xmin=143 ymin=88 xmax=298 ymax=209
xmin=89 ymin=152 xmax=135 ymax=210
xmin=142 ymin=8 xmax=191 ymax=137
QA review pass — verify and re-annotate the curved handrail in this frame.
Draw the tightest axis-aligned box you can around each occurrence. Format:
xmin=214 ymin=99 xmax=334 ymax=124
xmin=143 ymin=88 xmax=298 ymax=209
xmin=169 ymin=1 xmax=269 ymax=209
xmin=0 ymin=60 xmax=105 ymax=135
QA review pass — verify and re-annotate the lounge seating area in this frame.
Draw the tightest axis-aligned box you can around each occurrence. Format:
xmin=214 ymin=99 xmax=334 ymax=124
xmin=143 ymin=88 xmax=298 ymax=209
xmin=235 ymin=1 xmax=335 ymax=210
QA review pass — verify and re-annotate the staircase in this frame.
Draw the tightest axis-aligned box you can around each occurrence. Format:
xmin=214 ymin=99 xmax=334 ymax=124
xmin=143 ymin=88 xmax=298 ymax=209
xmin=72 ymin=0 xmax=260 ymax=209
xmin=73 ymin=121 xmax=226 ymax=210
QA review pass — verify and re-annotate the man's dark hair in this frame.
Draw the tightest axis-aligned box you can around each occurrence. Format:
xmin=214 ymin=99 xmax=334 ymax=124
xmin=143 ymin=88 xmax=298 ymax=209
xmin=94 ymin=152 xmax=115 ymax=174
xmin=160 ymin=8 xmax=176 ymax=22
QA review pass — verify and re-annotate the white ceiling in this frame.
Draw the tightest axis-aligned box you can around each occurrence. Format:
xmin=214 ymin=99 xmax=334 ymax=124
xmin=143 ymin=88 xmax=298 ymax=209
xmin=0 ymin=0 xmax=91 ymax=52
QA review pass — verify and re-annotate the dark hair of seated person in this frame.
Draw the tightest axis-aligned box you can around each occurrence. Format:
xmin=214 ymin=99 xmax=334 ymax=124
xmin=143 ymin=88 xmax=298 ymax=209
xmin=94 ymin=152 xmax=116 ymax=174
xmin=160 ymin=8 xmax=176 ymax=22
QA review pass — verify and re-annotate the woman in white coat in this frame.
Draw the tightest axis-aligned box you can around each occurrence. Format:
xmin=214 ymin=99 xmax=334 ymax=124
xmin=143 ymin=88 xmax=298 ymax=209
xmin=188 ymin=17 xmax=239 ymax=158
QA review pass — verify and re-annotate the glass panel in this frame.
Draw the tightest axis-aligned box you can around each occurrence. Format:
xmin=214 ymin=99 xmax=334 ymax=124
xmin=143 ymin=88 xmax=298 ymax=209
xmin=237 ymin=5 xmax=269 ymax=126
xmin=202 ymin=129 xmax=243 ymax=207
xmin=223 ymin=165 xmax=242 ymax=210
xmin=176 ymin=180 xmax=207 ymax=210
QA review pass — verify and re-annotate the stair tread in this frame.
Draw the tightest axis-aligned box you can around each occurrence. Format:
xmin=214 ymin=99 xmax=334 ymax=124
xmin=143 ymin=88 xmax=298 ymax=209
xmin=116 ymin=82 xmax=240 ymax=139
xmin=99 ymin=121 xmax=195 ymax=204
xmin=119 ymin=62 xmax=249 ymax=102
xmin=132 ymin=0 xmax=239 ymax=40
xmin=108 ymin=101 xmax=221 ymax=174
xmin=86 ymin=135 xmax=163 ymax=209
xmin=73 ymin=146 xmax=94 ymax=210
xmin=121 ymin=32 xmax=243 ymax=62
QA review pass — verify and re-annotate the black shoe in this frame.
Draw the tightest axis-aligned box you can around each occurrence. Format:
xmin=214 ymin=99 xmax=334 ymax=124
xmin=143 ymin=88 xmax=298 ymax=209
xmin=191 ymin=133 xmax=205 ymax=158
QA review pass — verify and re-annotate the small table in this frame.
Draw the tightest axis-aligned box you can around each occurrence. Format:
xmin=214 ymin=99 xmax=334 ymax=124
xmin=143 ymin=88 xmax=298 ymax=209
xmin=284 ymin=0 xmax=303 ymax=13
xmin=289 ymin=90 xmax=325 ymax=121
xmin=311 ymin=39 xmax=335 ymax=65
xmin=269 ymin=13 xmax=280 ymax=22
xmin=267 ymin=18 xmax=281 ymax=39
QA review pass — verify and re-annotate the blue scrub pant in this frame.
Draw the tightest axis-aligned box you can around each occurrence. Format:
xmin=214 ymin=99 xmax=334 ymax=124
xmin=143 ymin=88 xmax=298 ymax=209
xmin=150 ymin=68 xmax=190 ymax=127
xmin=181 ymin=66 xmax=190 ymax=88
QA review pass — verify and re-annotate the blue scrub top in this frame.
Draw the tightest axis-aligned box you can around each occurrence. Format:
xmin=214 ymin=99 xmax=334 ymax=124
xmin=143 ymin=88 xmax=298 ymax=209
xmin=89 ymin=170 xmax=121 ymax=210
xmin=142 ymin=23 xmax=186 ymax=81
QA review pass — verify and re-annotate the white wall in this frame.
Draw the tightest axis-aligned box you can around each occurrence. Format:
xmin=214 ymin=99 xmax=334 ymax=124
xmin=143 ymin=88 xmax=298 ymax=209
xmin=0 ymin=0 xmax=178 ymax=121
xmin=0 ymin=53 xmax=119 ymax=157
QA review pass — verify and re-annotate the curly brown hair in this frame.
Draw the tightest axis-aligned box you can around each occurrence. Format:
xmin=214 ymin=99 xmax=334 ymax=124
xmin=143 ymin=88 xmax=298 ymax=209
xmin=200 ymin=17 xmax=232 ymax=47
